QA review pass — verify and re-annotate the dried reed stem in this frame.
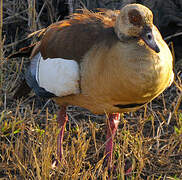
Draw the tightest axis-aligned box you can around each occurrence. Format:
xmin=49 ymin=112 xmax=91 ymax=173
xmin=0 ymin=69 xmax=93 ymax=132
xmin=0 ymin=0 xmax=3 ymax=59
xmin=68 ymin=0 xmax=74 ymax=14
xmin=28 ymin=0 xmax=36 ymax=32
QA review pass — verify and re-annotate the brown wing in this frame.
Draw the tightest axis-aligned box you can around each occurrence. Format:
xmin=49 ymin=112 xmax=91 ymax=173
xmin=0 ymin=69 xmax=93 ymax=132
xmin=11 ymin=9 xmax=120 ymax=99
xmin=38 ymin=9 xmax=119 ymax=61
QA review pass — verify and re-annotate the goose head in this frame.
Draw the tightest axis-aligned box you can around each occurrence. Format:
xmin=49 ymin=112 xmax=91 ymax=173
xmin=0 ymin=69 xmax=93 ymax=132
xmin=115 ymin=3 xmax=160 ymax=53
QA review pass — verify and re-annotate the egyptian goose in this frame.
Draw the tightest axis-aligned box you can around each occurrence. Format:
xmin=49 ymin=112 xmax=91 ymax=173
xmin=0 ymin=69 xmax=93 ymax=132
xmin=10 ymin=4 xmax=174 ymax=169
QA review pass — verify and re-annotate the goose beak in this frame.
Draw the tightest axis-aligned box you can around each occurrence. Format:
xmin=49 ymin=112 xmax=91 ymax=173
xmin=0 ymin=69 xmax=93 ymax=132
xmin=141 ymin=28 xmax=160 ymax=53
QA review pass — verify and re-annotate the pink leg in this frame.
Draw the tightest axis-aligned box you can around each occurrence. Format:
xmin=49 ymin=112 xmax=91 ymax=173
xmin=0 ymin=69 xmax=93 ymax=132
xmin=105 ymin=113 xmax=120 ymax=168
xmin=57 ymin=105 xmax=68 ymax=163
xmin=125 ymin=166 xmax=132 ymax=175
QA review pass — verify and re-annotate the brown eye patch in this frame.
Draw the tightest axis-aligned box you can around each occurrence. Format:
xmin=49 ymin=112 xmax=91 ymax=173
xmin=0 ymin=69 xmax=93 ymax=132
xmin=128 ymin=9 xmax=142 ymax=26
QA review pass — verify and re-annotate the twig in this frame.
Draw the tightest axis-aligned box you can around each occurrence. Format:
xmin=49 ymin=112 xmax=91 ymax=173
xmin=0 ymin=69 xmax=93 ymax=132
xmin=28 ymin=0 xmax=36 ymax=32
xmin=44 ymin=0 xmax=55 ymax=23
xmin=3 ymin=12 xmax=28 ymax=22
xmin=3 ymin=36 xmax=31 ymax=49
xmin=68 ymin=0 xmax=74 ymax=14
xmin=164 ymin=32 xmax=182 ymax=41
xmin=36 ymin=1 xmax=46 ymax=23
xmin=0 ymin=0 xmax=3 ymax=59
xmin=4 ymin=28 xmax=46 ymax=49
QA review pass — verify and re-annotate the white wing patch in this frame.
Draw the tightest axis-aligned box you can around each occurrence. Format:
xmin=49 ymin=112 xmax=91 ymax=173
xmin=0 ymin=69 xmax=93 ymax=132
xmin=36 ymin=53 xmax=80 ymax=97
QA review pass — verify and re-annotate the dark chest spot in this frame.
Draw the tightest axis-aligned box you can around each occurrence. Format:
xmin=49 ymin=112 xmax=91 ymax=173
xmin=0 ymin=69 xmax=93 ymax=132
xmin=114 ymin=102 xmax=146 ymax=109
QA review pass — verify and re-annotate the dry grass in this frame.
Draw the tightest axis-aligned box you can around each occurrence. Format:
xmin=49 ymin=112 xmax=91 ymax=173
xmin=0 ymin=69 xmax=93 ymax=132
xmin=1 ymin=0 xmax=182 ymax=179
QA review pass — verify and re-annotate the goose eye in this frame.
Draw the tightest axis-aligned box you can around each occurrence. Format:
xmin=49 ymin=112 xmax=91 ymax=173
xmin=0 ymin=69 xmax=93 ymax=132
xmin=128 ymin=9 xmax=142 ymax=26
xmin=132 ymin=16 xmax=138 ymax=22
